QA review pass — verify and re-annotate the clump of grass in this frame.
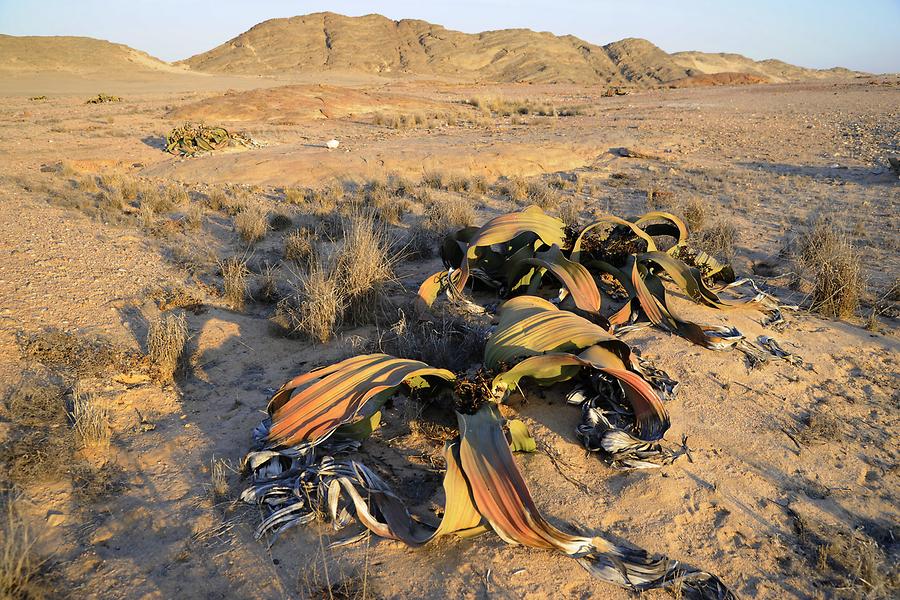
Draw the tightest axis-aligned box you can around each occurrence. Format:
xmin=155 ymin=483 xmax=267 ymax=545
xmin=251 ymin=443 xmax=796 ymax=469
xmin=422 ymin=171 xmax=445 ymax=190
xmin=0 ymin=496 xmax=46 ymax=600
xmin=166 ymin=184 xmax=189 ymax=207
xmin=233 ymin=205 xmax=268 ymax=244
xmin=275 ymin=259 xmax=347 ymax=343
xmin=77 ymin=175 xmax=99 ymax=194
xmin=696 ymin=221 xmax=738 ymax=262
xmin=499 ymin=176 xmax=528 ymax=202
xmin=387 ymin=172 xmax=414 ymax=196
xmin=380 ymin=310 xmax=485 ymax=372
xmin=256 ymin=262 xmax=280 ymax=304
xmin=305 ymin=180 xmax=345 ymax=214
xmin=210 ymin=458 xmax=229 ymax=499
xmin=794 ymin=216 xmax=864 ymax=319
xmin=526 ymin=180 xmax=560 ymax=208
xmin=558 ymin=199 xmax=583 ymax=229
xmin=284 ymin=228 xmax=317 ymax=264
xmin=184 ymin=203 xmax=203 ymax=230
xmin=139 ymin=184 xmax=172 ymax=214
xmin=220 ymin=256 xmax=250 ymax=309
xmin=147 ymin=312 xmax=188 ymax=381
xmin=70 ymin=386 xmax=111 ymax=452
xmin=205 ymin=188 xmax=229 ymax=211
xmin=679 ymin=196 xmax=709 ymax=232
xmin=423 ymin=197 xmax=475 ymax=235
xmin=284 ymin=187 xmax=305 ymax=205
xmin=336 ymin=210 xmax=396 ymax=323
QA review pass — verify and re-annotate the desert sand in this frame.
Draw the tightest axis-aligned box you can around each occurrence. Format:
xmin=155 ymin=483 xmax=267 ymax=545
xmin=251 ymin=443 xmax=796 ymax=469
xmin=0 ymin=13 xmax=897 ymax=600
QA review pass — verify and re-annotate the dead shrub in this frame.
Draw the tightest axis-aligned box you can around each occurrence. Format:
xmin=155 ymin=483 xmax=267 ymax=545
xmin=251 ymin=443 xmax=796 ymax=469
xmin=1 ymin=375 xmax=72 ymax=484
xmin=646 ymin=187 xmax=675 ymax=210
xmin=17 ymin=329 xmax=136 ymax=379
xmin=423 ymin=197 xmax=475 ymax=235
xmin=558 ymin=199 xmax=583 ymax=229
xmin=336 ymin=210 xmax=396 ymax=323
xmin=233 ymin=205 xmax=268 ymax=244
xmin=422 ymin=171 xmax=445 ymax=190
xmin=500 ymin=176 xmax=528 ymax=202
xmin=147 ymin=312 xmax=188 ymax=381
xmin=256 ymin=262 xmax=280 ymax=304
xmin=379 ymin=310 xmax=486 ymax=373
xmin=526 ymin=181 xmax=560 ymax=209
xmin=696 ymin=221 xmax=738 ymax=262
xmin=0 ymin=496 xmax=46 ymax=600
xmin=70 ymin=386 xmax=111 ymax=452
xmin=220 ymin=256 xmax=250 ymax=309
xmin=284 ymin=228 xmax=317 ymax=264
xmin=275 ymin=259 xmax=346 ymax=343
xmin=794 ymin=216 xmax=864 ymax=319
xmin=5 ymin=374 xmax=66 ymax=428
xmin=679 ymin=196 xmax=709 ymax=232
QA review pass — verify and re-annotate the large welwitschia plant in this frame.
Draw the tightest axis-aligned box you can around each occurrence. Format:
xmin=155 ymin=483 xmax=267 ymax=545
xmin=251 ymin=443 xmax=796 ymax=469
xmin=243 ymin=354 xmax=736 ymax=599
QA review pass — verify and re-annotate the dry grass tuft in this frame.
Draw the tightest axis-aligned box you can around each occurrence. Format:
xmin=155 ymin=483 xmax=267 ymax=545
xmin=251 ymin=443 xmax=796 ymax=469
xmin=256 ymin=262 xmax=280 ymax=304
xmin=0 ymin=497 xmax=46 ymax=600
xmin=526 ymin=180 xmax=560 ymax=209
xmin=210 ymin=458 xmax=229 ymax=499
xmin=284 ymin=228 xmax=317 ymax=265
xmin=233 ymin=205 xmax=268 ymax=244
xmin=794 ymin=216 xmax=864 ymax=319
xmin=696 ymin=221 xmax=738 ymax=262
xmin=220 ymin=256 xmax=250 ymax=309
xmin=422 ymin=171 xmax=445 ymax=190
xmin=275 ymin=259 xmax=346 ymax=343
xmin=70 ymin=386 xmax=111 ymax=452
xmin=379 ymin=310 xmax=485 ymax=372
xmin=423 ymin=198 xmax=475 ymax=235
xmin=139 ymin=184 xmax=172 ymax=214
xmin=679 ymin=196 xmax=709 ymax=232
xmin=184 ymin=203 xmax=203 ymax=230
xmin=147 ymin=312 xmax=188 ymax=381
xmin=499 ymin=176 xmax=528 ymax=202
xmin=558 ymin=199 xmax=584 ymax=229
xmin=336 ymin=210 xmax=396 ymax=323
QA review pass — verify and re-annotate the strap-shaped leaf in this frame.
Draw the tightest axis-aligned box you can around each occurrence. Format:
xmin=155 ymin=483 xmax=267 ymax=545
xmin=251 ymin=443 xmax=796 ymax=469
xmin=266 ymin=354 xmax=455 ymax=449
xmin=491 ymin=349 xmax=669 ymax=441
xmin=518 ymin=245 xmax=602 ymax=314
xmin=455 ymin=206 xmax=566 ymax=292
xmin=485 ymin=296 xmax=628 ymax=370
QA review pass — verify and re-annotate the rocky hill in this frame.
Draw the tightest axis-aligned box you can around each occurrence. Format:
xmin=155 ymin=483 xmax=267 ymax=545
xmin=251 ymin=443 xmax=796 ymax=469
xmin=0 ymin=34 xmax=184 ymax=76
xmin=1 ymin=13 xmax=860 ymax=86
xmin=181 ymin=12 xmax=853 ymax=85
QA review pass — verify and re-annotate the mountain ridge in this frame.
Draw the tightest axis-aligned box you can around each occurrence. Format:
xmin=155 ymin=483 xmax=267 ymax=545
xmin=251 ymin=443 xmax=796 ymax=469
xmin=1 ymin=12 xmax=864 ymax=85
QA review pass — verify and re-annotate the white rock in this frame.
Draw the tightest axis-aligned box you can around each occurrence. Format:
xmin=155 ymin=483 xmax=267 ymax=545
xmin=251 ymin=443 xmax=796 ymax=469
xmin=325 ymin=139 xmax=340 ymax=150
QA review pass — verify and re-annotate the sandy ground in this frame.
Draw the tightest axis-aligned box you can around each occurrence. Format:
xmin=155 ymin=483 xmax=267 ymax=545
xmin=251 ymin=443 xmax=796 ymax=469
xmin=0 ymin=74 xmax=897 ymax=600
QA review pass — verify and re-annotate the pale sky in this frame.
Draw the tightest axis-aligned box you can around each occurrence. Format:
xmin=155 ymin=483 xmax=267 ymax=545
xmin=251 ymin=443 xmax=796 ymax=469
xmin=1 ymin=0 xmax=898 ymax=73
